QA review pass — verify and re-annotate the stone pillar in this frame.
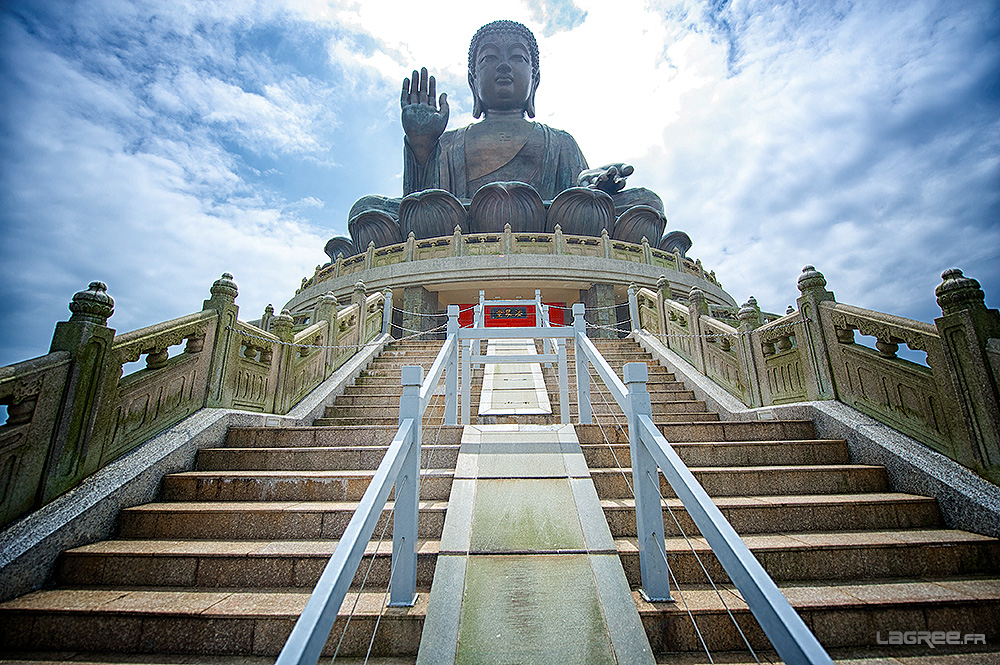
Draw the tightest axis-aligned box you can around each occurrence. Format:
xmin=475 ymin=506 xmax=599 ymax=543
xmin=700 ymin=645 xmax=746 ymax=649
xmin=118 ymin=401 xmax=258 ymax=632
xmin=203 ymin=272 xmax=240 ymax=408
xmin=581 ymin=283 xmax=616 ymax=339
xmin=402 ymin=285 xmax=440 ymax=339
xmin=314 ymin=292 xmax=339 ymax=375
xmin=934 ymin=268 xmax=1000 ymax=478
xmin=737 ymin=297 xmax=765 ymax=407
xmin=794 ymin=266 xmax=837 ymax=400
xmin=687 ymin=288 xmax=709 ymax=373
xmin=260 ymin=304 xmax=274 ymax=332
xmin=43 ymin=281 xmax=116 ymax=502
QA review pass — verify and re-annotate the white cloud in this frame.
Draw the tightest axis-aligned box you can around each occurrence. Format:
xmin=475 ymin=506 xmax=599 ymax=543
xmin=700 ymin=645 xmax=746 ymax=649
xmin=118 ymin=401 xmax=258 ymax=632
xmin=1 ymin=0 xmax=997 ymax=369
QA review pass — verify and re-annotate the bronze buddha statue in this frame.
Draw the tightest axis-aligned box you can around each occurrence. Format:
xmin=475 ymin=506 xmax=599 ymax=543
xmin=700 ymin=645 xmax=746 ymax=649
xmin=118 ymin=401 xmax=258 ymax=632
xmin=327 ymin=20 xmax=689 ymax=261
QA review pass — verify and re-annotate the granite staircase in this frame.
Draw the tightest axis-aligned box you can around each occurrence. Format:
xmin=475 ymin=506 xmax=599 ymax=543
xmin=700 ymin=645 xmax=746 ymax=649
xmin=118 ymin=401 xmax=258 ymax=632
xmin=580 ymin=337 xmax=1000 ymax=663
xmin=1 ymin=336 xmax=998 ymax=664
xmin=0 ymin=338 xmax=458 ymax=663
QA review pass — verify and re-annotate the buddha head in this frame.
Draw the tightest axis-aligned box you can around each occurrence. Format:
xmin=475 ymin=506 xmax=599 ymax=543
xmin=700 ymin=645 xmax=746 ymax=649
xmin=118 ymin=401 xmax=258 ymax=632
xmin=468 ymin=20 xmax=540 ymax=119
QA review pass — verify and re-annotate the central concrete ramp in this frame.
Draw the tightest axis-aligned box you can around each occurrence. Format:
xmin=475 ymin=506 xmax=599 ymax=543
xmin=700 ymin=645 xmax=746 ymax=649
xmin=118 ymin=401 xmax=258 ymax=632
xmin=416 ymin=424 xmax=654 ymax=664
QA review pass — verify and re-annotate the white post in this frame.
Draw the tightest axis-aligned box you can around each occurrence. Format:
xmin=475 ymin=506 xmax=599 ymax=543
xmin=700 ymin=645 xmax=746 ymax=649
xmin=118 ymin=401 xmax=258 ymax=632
xmin=624 ymin=362 xmax=671 ymax=601
xmin=573 ymin=303 xmax=591 ymax=423
xmin=445 ymin=305 xmax=458 ymax=425
xmin=390 ymin=365 xmax=422 ymax=606
xmin=558 ymin=333 xmax=569 ymax=424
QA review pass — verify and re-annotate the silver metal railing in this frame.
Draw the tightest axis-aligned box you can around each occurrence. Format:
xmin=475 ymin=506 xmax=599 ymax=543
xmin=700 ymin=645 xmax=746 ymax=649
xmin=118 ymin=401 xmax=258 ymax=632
xmin=574 ymin=300 xmax=834 ymax=664
xmin=274 ymin=320 xmax=458 ymax=665
xmin=277 ymin=300 xmax=834 ymax=665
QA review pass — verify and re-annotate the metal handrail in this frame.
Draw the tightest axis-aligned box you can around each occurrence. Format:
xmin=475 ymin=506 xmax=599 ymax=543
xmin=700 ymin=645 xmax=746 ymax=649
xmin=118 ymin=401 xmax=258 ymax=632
xmin=274 ymin=418 xmax=416 ymax=665
xmin=635 ymin=413 xmax=833 ymax=664
xmin=275 ymin=316 xmax=460 ymax=665
xmin=572 ymin=297 xmax=834 ymax=664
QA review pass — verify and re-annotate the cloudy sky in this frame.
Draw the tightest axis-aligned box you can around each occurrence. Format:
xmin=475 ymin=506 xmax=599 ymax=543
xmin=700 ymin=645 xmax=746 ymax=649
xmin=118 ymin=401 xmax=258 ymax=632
xmin=1 ymin=0 xmax=997 ymax=366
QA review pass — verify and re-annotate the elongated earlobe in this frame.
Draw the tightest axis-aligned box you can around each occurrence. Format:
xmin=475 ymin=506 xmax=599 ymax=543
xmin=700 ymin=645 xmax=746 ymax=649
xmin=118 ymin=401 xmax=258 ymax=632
xmin=470 ymin=74 xmax=483 ymax=119
xmin=525 ymin=90 xmax=536 ymax=118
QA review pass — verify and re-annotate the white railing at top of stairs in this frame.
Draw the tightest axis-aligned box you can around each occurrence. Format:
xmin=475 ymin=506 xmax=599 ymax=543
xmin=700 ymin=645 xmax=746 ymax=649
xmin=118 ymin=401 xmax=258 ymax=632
xmin=276 ymin=301 xmax=835 ymax=665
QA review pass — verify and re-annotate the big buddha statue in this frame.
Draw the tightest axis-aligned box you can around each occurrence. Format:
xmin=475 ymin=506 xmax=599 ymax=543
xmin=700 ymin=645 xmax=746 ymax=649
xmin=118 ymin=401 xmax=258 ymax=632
xmin=325 ymin=20 xmax=692 ymax=263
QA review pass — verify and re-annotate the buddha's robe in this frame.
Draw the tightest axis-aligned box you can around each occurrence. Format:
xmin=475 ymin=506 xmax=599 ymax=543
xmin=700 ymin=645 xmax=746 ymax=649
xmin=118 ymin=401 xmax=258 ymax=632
xmin=403 ymin=122 xmax=588 ymax=200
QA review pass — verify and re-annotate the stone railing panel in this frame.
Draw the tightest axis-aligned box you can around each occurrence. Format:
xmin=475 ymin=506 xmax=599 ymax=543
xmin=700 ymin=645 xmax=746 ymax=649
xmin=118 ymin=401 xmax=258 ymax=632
xmin=699 ymin=316 xmax=749 ymax=403
xmin=276 ymin=321 xmax=329 ymax=414
xmin=463 ymin=233 xmax=504 ymax=256
xmin=0 ymin=352 xmax=71 ymax=526
xmin=820 ymin=301 xmax=957 ymax=454
xmin=101 ymin=311 xmax=219 ymax=464
xmin=756 ymin=313 xmax=807 ymax=404
xmin=228 ymin=321 xmax=280 ymax=413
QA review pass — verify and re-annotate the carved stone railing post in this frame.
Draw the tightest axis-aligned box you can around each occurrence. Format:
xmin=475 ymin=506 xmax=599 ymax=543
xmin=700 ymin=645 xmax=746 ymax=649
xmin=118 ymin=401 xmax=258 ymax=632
xmin=351 ymin=280 xmax=367 ymax=309
xmin=794 ymin=266 xmax=837 ymax=400
xmin=672 ymin=248 xmax=682 ymax=272
xmin=687 ymin=288 xmax=709 ymax=373
xmin=503 ymin=223 xmax=513 ymax=254
xmin=641 ymin=236 xmax=652 ymax=264
xmin=314 ymin=291 xmax=339 ymax=372
xmin=452 ymin=225 xmax=463 ymax=257
xmin=261 ymin=304 xmax=274 ymax=333
xmin=656 ymin=275 xmax=671 ymax=335
xmin=601 ymin=228 xmax=612 ymax=259
xmin=737 ymin=297 xmax=765 ymax=407
xmin=364 ymin=241 xmax=375 ymax=270
xmin=405 ymin=231 xmax=416 ymax=261
xmin=203 ymin=272 xmax=240 ymax=408
xmin=43 ymin=281 xmax=116 ymax=502
xmin=554 ymin=224 xmax=565 ymax=255
xmin=934 ymin=269 xmax=1000 ymax=478
xmin=382 ymin=288 xmax=393 ymax=336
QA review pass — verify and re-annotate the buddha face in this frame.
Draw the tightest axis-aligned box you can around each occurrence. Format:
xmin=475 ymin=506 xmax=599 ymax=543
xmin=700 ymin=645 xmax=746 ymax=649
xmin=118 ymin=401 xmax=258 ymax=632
xmin=470 ymin=32 xmax=535 ymax=116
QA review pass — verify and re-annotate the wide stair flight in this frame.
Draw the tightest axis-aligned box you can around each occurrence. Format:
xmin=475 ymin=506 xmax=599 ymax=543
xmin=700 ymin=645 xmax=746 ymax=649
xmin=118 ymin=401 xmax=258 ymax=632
xmin=0 ymin=337 xmax=997 ymax=663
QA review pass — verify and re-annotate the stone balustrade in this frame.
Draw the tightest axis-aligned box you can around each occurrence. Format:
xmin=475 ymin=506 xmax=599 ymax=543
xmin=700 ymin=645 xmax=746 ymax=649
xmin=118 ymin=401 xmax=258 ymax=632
xmin=298 ymin=224 xmax=720 ymax=295
xmin=635 ymin=266 xmax=1000 ymax=484
xmin=0 ymin=275 xmax=389 ymax=528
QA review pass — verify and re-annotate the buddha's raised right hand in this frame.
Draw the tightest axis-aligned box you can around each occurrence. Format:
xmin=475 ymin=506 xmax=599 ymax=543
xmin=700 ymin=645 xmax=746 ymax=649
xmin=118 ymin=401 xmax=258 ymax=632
xmin=401 ymin=67 xmax=449 ymax=165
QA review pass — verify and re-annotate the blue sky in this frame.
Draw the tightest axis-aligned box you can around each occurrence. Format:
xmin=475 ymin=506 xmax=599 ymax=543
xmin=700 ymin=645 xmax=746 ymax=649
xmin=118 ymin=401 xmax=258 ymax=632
xmin=1 ymin=0 xmax=998 ymax=366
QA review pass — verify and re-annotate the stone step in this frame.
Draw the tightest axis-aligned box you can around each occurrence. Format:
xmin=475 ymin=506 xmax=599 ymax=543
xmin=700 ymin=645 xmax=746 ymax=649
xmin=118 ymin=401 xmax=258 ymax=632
xmin=634 ymin=577 xmax=1000 ymax=652
xmin=650 ymin=647 xmax=1000 ymax=664
xmin=581 ymin=439 xmax=850 ymax=468
xmin=224 ymin=425 xmax=464 ymax=448
xmin=0 ymin=587 xmax=429 ymax=656
xmin=57 ymin=538 xmax=443 ymax=589
xmin=576 ymin=420 xmax=817 ymax=443
xmin=592 ymin=464 xmax=889 ymax=498
xmin=615 ymin=530 xmax=1000 ymax=584
xmin=321 ymin=399 xmax=708 ymax=417
xmin=196 ymin=445 xmax=459 ymax=471
xmin=0 ymin=655 xmax=415 ymax=665
xmin=601 ymin=493 xmax=941 ymax=536
xmin=162 ymin=469 xmax=454 ymax=502
xmin=312 ymin=412 xmax=721 ymax=427
xmin=117 ymin=500 xmax=448 ymax=540
xmin=341 ymin=381 xmax=694 ymax=396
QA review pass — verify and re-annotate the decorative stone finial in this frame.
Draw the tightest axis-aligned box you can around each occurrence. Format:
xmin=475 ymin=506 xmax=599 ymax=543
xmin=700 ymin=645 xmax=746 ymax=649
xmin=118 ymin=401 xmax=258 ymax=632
xmin=936 ymin=268 xmax=986 ymax=316
xmin=738 ymin=296 xmax=762 ymax=331
xmin=657 ymin=274 xmax=669 ymax=291
xmin=320 ymin=291 xmax=337 ymax=305
xmin=689 ymin=287 xmax=709 ymax=316
xmin=211 ymin=272 xmax=238 ymax=301
xmin=786 ymin=305 xmax=795 ymax=315
xmin=69 ymin=281 xmax=114 ymax=324
xmin=264 ymin=304 xmax=274 ymax=316
xmin=797 ymin=265 xmax=827 ymax=293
